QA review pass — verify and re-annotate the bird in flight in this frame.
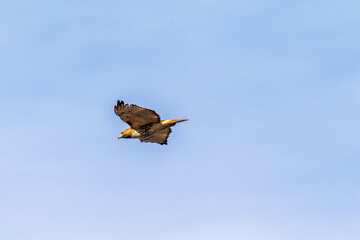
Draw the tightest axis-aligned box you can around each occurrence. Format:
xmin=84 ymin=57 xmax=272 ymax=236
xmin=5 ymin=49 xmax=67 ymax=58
xmin=114 ymin=100 xmax=188 ymax=145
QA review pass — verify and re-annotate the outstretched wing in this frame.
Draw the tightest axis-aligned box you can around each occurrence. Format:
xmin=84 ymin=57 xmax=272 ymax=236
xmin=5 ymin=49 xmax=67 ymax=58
xmin=140 ymin=128 xmax=172 ymax=145
xmin=114 ymin=100 xmax=161 ymax=129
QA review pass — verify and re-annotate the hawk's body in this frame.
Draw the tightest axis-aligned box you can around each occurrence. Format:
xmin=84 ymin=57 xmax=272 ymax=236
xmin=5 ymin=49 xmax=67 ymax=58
xmin=114 ymin=100 xmax=188 ymax=145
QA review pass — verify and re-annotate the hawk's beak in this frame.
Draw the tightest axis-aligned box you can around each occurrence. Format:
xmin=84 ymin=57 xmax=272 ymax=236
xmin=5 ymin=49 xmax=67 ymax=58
xmin=118 ymin=133 xmax=123 ymax=139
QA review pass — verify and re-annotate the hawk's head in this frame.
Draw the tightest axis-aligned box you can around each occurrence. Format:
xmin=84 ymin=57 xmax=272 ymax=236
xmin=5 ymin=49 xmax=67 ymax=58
xmin=118 ymin=128 xmax=137 ymax=139
xmin=117 ymin=132 xmax=124 ymax=139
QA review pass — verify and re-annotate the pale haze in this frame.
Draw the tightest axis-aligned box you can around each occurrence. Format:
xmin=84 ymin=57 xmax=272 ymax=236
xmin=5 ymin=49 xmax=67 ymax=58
xmin=1 ymin=1 xmax=360 ymax=240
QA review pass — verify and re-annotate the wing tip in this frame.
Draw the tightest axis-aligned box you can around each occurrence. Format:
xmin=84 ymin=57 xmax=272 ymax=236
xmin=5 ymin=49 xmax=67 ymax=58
xmin=116 ymin=100 xmax=125 ymax=108
xmin=115 ymin=100 xmax=125 ymax=115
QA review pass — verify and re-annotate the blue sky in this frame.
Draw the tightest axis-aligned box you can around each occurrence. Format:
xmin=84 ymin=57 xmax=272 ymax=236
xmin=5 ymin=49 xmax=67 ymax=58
xmin=1 ymin=1 xmax=360 ymax=239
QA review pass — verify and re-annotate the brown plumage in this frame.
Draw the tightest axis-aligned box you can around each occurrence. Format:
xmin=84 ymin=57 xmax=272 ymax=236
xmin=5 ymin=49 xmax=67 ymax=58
xmin=114 ymin=100 xmax=188 ymax=145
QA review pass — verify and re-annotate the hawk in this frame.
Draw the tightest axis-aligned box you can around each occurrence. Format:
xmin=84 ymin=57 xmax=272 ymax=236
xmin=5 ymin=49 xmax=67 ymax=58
xmin=114 ymin=100 xmax=188 ymax=145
